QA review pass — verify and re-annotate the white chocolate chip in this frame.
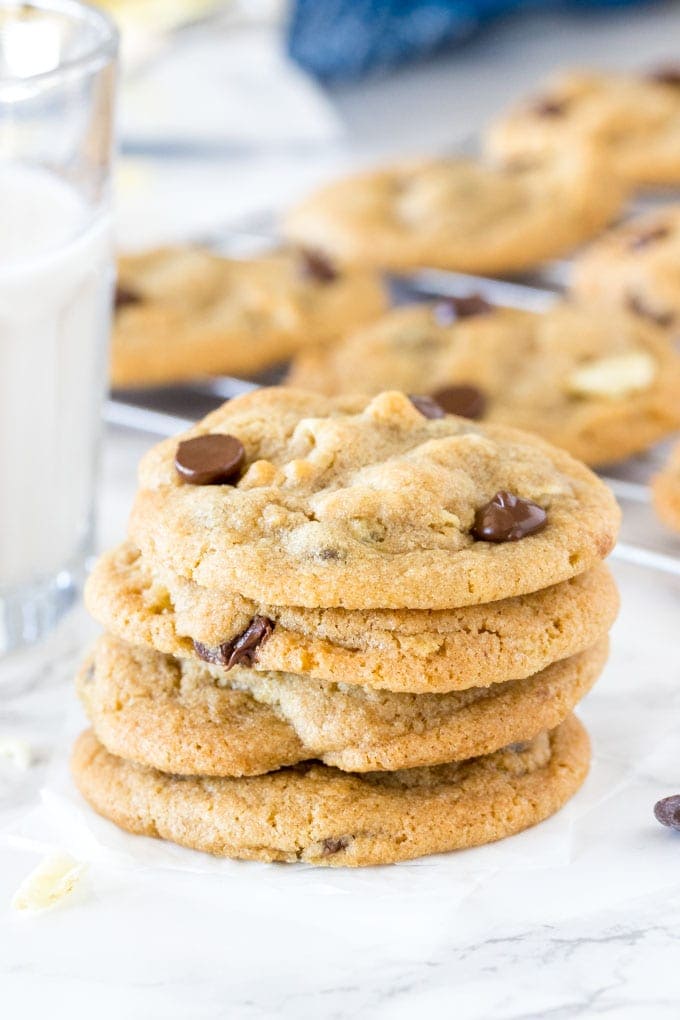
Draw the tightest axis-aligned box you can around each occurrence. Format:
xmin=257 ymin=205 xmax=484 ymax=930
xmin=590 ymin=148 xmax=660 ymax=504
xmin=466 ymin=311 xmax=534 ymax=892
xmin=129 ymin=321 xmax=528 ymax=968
xmin=0 ymin=736 xmax=33 ymax=770
xmin=567 ymin=351 xmax=656 ymax=400
xmin=12 ymin=854 xmax=86 ymax=914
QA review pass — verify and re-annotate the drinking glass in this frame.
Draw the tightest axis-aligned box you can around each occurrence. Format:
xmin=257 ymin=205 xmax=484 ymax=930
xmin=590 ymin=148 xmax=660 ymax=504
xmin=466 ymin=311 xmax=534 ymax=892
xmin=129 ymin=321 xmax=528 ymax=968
xmin=0 ymin=1 xmax=118 ymax=654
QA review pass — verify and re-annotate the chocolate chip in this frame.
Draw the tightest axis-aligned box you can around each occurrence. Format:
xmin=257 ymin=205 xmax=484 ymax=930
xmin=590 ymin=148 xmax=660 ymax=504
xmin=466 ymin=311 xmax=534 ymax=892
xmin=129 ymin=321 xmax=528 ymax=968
xmin=298 ymin=248 xmax=338 ymax=284
xmin=175 ymin=434 xmax=245 ymax=485
xmin=431 ymin=384 xmax=486 ymax=420
xmin=654 ymin=795 xmax=680 ymax=830
xmin=626 ymin=293 xmax=675 ymax=329
xmin=193 ymin=616 xmax=274 ymax=671
xmin=408 ymin=394 xmax=445 ymax=419
xmin=629 ymin=225 xmax=670 ymax=251
xmin=321 ymin=836 xmax=351 ymax=856
xmin=114 ymin=284 xmax=142 ymax=310
xmin=471 ymin=491 xmax=547 ymax=543
xmin=532 ymin=97 xmax=568 ymax=117
xmin=318 ymin=546 xmax=342 ymax=561
xmin=648 ymin=65 xmax=680 ymax=86
xmin=433 ymin=294 xmax=493 ymax=325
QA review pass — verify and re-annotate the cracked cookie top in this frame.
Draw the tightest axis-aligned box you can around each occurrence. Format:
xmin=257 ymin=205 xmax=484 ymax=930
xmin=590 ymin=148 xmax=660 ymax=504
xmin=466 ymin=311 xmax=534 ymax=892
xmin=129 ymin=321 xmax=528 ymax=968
xmin=128 ymin=388 xmax=620 ymax=609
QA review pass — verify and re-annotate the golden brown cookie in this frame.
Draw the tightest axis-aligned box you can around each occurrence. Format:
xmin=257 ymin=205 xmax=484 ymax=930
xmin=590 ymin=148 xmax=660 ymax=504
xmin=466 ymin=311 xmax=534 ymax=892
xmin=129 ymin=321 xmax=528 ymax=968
xmin=78 ymin=633 xmax=606 ymax=775
xmin=112 ymin=246 xmax=386 ymax=387
xmin=71 ymin=716 xmax=590 ymax=866
xmin=86 ymin=543 xmax=619 ymax=693
xmin=571 ymin=206 xmax=680 ymax=330
xmin=129 ymin=388 xmax=621 ymax=610
xmin=286 ymin=300 xmax=680 ymax=465
xmin=486 ymin=68 xmax=680 ymax=186
xmin=652 ymin=440 xmax=680 ymax=532
xmin=282 ymin=150 xmax=625 ymax=274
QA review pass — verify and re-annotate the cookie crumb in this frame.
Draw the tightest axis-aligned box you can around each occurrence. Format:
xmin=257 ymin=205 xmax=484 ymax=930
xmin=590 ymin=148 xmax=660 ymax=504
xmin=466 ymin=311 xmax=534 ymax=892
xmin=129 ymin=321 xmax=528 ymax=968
xmin=12 ymin=853 xmax=87 ymax=914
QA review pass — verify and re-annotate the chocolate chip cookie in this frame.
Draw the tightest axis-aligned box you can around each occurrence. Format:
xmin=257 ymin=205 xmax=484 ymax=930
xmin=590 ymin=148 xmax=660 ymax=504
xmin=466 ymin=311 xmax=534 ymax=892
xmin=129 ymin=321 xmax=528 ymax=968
xmin=128 ymin=388 xmax=621 ymax=610
xmin=112 ymin=246 xmax=386 ymax=387
xmin=571 ymin=206 xmax=680 ymax=330
xmin=286 ymin=300 xmax=680 ymax=465
xmin=86 ymin=543 xmax=618 ymax=693
xmin=71 ymin=715 xmax=590 ymax=866
xmin=282 ymin=150 xmax=625 ymax=274
xmin=486 ymin=68 xmax=680 ymax=186
xmin=78 ymin=633 xmax=605 ymax=776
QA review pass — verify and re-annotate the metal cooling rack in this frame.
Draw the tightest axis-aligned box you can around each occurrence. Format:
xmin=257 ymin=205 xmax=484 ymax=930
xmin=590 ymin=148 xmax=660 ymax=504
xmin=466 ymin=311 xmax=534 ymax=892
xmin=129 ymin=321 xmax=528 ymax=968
xmin=106 ymin=203 xmax=680 ymax=581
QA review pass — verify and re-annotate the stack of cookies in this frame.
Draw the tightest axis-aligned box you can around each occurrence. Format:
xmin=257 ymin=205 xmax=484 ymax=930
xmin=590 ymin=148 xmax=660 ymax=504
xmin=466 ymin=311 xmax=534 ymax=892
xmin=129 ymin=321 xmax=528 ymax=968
xmin=73 ymin=388 xmax=620 ymax=867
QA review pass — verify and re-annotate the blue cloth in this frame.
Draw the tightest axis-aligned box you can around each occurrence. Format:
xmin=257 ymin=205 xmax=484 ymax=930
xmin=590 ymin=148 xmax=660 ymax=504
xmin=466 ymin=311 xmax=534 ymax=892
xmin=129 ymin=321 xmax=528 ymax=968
xmin=287 ymin=0 xmax=650 ymax=82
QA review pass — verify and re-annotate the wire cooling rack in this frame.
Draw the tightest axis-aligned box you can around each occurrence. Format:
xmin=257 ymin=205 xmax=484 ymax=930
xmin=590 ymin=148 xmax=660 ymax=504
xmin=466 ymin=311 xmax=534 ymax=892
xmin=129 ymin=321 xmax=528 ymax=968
xmin=106 ymin=206 xmax=680 ymax=581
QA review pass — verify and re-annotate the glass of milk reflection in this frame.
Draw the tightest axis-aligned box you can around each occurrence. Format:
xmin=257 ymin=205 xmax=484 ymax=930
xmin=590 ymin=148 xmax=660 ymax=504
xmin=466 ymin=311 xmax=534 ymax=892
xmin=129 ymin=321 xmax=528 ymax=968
xmin=0 ymin=2 xmax=117 ymax=654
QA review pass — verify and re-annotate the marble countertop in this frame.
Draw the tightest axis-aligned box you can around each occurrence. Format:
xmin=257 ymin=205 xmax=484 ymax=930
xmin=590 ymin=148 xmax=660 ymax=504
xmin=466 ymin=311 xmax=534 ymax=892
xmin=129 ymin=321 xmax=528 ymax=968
xmin=3 ymin=7 xmax=680 ymax=1017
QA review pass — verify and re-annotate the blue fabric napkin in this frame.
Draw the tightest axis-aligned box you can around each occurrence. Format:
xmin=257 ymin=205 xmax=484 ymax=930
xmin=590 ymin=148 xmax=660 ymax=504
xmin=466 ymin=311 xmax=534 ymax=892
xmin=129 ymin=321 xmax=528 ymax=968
xmin=287 ymin=0 xmax=651 ymax=81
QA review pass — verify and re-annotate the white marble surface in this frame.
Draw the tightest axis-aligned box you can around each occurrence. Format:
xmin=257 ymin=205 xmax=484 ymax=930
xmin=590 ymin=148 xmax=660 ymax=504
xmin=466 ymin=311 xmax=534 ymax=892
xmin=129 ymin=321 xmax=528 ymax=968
xmin=4 ymin=7 xmax=680 ymax=1017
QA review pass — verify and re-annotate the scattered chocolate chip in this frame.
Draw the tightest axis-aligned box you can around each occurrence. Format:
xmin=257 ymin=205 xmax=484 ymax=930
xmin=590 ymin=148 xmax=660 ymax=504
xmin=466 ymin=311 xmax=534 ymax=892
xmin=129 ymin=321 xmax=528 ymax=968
xmin=431 ymin=384 xmax=486 ymax=420
xmin=175 ymin=434 xmax=245 ymax=486
xmin=193 ymin=616 xmax=275 ymax=671
xmin=532 ymin=96 xmax=568 ymax=117
xmin=648 ymin=65 xmax=680 ymax=86
xmin=408 ymin=394 xmax=445 ymax=419
xmin=626 ymin=293 xmax=675 ymax=329
xmin=628 ymin=225 xmax=670 ymax=251
xmin=471 ymin=491 xmax=547 ymax=543
xmin=433 ymin=294 xmax=493 ymax=326
xmin=654 ymin=795 xmax=680 ymax=830
xmin=114 ymin=283 xmax=142 ymax=310
xmin=298 ymin=248 xmax=338 ymax=284
xmin=321 ymin=836 xmax=351 ymax=856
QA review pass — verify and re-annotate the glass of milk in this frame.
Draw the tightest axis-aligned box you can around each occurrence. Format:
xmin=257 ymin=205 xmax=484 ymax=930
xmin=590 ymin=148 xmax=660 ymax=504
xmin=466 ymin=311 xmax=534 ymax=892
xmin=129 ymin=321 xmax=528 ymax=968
xmin=0 ymin=2 xmax=118 ymax=654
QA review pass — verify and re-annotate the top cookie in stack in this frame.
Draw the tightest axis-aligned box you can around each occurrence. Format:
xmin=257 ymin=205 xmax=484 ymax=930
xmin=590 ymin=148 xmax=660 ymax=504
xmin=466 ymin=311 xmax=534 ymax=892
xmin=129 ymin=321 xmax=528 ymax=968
xmin=74 ymin=388 xmax=620 ymax=866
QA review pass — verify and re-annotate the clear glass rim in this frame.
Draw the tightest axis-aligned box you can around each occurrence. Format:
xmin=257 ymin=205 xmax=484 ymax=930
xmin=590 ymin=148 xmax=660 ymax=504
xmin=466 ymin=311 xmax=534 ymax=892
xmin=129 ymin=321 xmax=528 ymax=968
xmin=0 ymin=0 xmax=118 ymax=87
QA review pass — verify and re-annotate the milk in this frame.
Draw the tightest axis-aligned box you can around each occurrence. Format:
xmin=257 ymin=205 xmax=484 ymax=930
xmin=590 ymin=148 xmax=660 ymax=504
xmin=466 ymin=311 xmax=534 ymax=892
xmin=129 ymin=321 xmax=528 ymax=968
xmin=0 ymin=165 xmax=113 ymax=589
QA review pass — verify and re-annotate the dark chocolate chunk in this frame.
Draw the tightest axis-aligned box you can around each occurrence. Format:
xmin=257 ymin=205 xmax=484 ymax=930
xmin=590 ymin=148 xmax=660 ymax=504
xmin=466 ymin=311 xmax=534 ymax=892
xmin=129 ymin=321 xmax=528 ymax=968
xmin=193 ymin=616 xmax=275 ymax=671
xmin=431 ymin=384 xmax=486 ymax=420
xmin=626 ymin=293 xmax=675 ymax=329
xmin=648 ymin=65 xmax=680 ymax=86
xmin=175 ymin=434 xmax=245 ymax=485
xmin=433 ymin=294 xmax=493 ymax=326
xmin=628 ymin=225 xmax=670 ymax=251
xmin=114 ymin=284 xmax=142 ymax=310
xmin=471 ymin=491 xmax=547 ymax=543
xmin=298 ymin=248 xmax=338 ymax=284
xmin=654 ymin=795 xmax=680 ymax=830
xmin=321 ymin=836 xmax=351 ymax=856
xmin=532 ymin=97 xmax=568 ymax=117
xmin=408 ymin=394 xmax=445 ymax=419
